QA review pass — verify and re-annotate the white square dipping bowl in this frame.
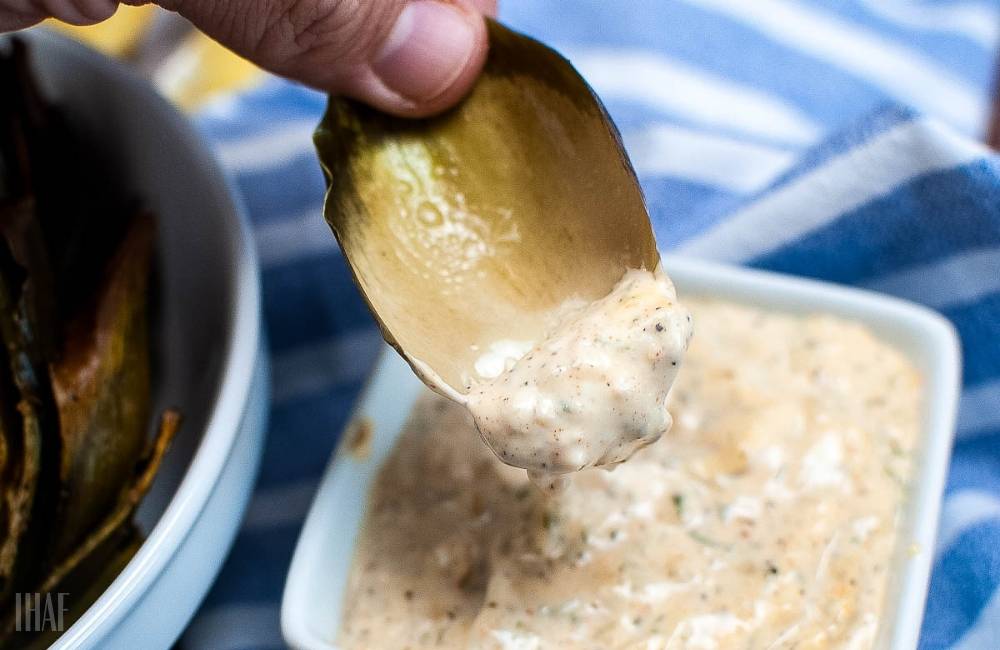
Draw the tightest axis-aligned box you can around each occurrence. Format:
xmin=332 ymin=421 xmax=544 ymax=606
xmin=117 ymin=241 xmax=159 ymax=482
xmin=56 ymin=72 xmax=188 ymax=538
xmin=281 ymin=255 xmax=961 ymax=650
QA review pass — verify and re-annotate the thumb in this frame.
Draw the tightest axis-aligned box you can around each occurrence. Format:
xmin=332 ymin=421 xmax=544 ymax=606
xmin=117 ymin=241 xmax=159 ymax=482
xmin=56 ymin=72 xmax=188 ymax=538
xmin=147 ymin=0 xmax=492 ymax=117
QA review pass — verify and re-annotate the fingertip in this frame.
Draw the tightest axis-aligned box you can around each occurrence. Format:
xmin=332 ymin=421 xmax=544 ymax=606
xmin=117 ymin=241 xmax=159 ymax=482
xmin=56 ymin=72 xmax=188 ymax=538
xmin=347 ymin=0 xmax=488 ymax=118
xmin=402 ymin=3 xmax=490 ymax=117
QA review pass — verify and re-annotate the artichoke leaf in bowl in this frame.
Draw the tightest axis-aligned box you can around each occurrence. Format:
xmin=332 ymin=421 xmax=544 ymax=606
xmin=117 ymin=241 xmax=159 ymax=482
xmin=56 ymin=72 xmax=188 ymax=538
xmin=0 ymin=233 xmax=55 ymax=608
xmin=48 ymin=211 xmax=155 ymax=561
xmin=0 ymin=354 xmax=40 ymax=604
xmin=0 ymin=39 xmax=179 ymax=647
xmin=1 ymin=410 xmax=178 ymax=646
xmin=12 ymin=528 xmax=143 ymax=650
xmin=0 ymin=42 xmax=68 ymax=602
xmin=36 ymin=409 xmax=179 ymax=598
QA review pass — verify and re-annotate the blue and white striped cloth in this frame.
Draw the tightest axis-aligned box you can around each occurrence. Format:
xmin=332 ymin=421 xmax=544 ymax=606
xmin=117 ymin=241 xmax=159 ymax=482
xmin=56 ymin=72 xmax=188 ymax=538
xmin=180 ymin=1 xmax=1000 ymax=648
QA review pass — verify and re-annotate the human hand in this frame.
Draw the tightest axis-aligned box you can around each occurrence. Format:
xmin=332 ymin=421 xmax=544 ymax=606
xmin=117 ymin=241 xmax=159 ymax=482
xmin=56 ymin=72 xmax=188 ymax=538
xmin=1 ymin=0 xmax=496 ymax=117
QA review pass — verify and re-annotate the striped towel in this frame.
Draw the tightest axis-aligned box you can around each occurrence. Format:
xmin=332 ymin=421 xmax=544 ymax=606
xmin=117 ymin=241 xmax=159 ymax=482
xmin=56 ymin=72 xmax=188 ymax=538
xmin=180 ymin=1 xmax=1000 ymax=648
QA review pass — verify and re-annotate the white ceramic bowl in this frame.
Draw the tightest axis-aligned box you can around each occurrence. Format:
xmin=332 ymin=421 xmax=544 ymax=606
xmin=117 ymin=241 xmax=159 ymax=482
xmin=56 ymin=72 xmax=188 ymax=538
xmin=281 ymin=255 xmax=960 ymax=650
xmin=4 ymin=30 xmax=269 ymax=649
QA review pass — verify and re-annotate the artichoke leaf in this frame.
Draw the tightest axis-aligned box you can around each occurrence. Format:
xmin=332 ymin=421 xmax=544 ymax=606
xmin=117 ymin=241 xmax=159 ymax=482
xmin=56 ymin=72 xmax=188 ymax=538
xmin=3 ymin=527 xmax=142 ymax=650
xmin=37 ymin=409 xmax=178 ymax=596
xmin=0 ymin=41 xmax=175 ymax=647
xmin=0 ymin=44 xmax=64 ymax=598
xmin=0 ymin=392 xmax=39 ymax=603
xmin=315 ymin=20 xmax=659 ymax=393
xmin=0 ymin=226 xmax=52 ymax=608
xmin=48 ymin=212 xmax=154 ymax=560
xmin=0 ymin=409 xmax=178 ymax=645
xmin=0 ymin=42 xmax=59 ymax=359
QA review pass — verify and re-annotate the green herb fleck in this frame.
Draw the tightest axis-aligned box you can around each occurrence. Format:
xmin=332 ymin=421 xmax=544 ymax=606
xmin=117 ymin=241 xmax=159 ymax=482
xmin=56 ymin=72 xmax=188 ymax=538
xmin=689 ymin=530 xmax=728 ymax=549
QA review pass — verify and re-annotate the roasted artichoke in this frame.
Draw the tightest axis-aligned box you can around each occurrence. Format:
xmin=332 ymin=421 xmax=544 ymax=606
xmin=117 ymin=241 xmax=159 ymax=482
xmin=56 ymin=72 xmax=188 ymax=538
xmin=0 ymin=39 xmax=177 ymax=648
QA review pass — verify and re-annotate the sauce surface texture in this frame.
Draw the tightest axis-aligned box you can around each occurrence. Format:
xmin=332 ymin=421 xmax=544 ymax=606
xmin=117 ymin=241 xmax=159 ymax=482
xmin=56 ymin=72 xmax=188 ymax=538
xmin=339 ymin=299 xmax=921 ymax=649
xmin=466 ymin=269 xmax=692 ymax=485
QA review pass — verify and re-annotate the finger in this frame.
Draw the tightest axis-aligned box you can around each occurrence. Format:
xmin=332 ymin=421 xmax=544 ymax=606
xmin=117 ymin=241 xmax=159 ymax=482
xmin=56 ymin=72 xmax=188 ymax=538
xmin=143 ymin=0 xmax=491 ymax=117
xmin=1 ymin=0 xmax=116 ymax=29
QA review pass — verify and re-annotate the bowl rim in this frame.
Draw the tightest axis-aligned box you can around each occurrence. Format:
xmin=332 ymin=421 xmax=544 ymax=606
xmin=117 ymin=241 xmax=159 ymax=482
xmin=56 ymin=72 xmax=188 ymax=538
xmin=12 ymin=30 xmax=264 ymax=648
xmin=281 ymin=254 xmax=961 ymax=650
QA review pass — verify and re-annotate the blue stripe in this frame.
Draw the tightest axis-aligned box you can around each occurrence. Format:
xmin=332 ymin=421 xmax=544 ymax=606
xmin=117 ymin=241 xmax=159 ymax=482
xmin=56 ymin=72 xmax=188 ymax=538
xmin=802 ymin=0 xmax=997 ymax=86
xmin=261 ymin=252 xmax=374 ymax=353
xmin=234 ymin=156 xmax=327 ymax=226
xmin=642 ymin=177 xmax=742 ymax=246
xmin=921 ymin=519 xmax=1000 ymax=648
xmin=200 ymin=81 xmax=327 ymax=140
xmin=201 ymin=527 xmax=300 ymax=605
xmin=236 ymin=82 xmax=326 ymax=119
xmin=944 ymin=293 xmax=1000 ymax=387
xmin=606 ymin=97 xmax=811 ymax=151
xmin=761 ymin=104 xmax=918 ymax=190
xmin=750 ymin=161 xmax=1000 ymax=283
xmin=257 ymin=383 xmax=367 ymax=487
xmin=945 ymin=430 xmax=1000 ymax=495
xmin=503 ymin=0 xmax=893 ymax=129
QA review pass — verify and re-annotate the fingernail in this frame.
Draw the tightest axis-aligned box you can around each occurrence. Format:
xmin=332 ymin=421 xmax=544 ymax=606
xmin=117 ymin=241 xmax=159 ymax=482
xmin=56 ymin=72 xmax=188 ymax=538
xmin=374 ymin=1 xmax=477 ymax=102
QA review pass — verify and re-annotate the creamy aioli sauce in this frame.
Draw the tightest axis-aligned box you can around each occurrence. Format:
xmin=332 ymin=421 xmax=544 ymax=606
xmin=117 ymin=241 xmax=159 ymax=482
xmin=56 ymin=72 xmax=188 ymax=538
xmin=339 ymin=299 xmax=921 ymax=649
xmin=466 ymin=269 xmax=692 ymax=485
